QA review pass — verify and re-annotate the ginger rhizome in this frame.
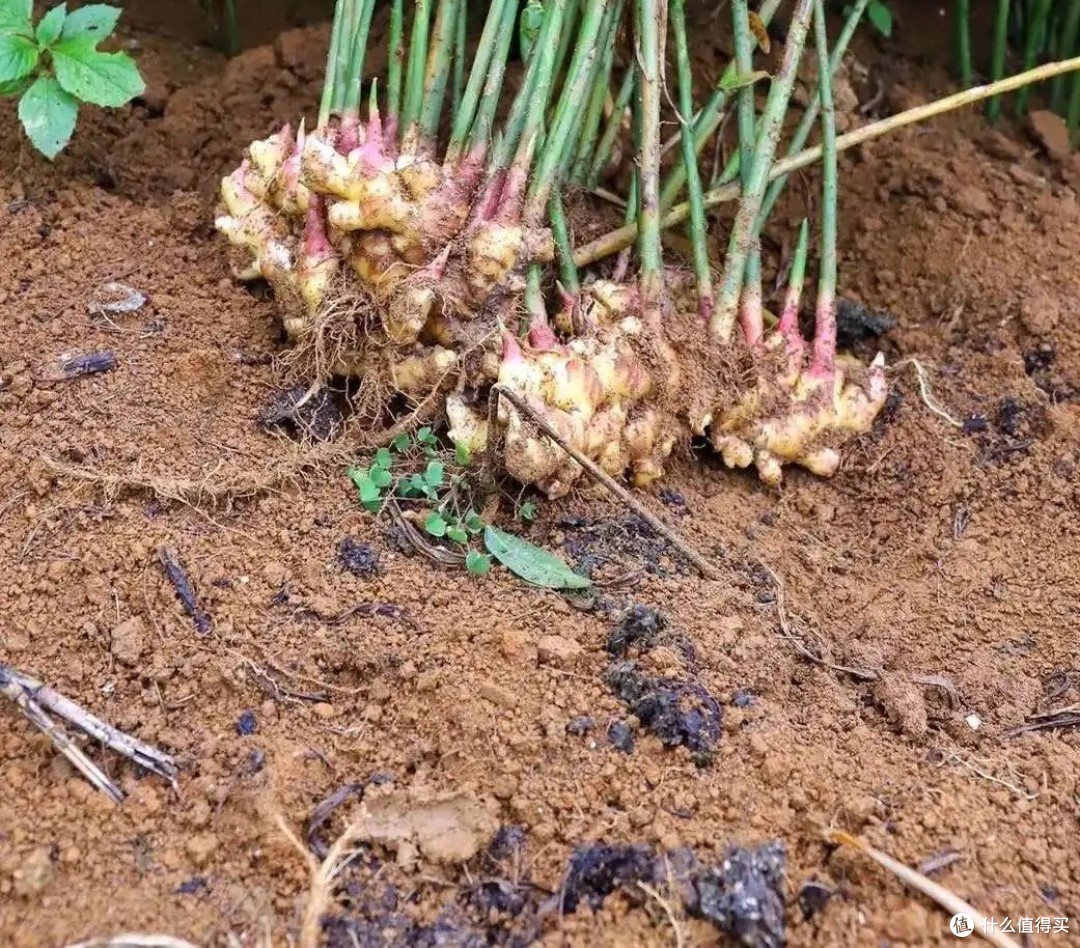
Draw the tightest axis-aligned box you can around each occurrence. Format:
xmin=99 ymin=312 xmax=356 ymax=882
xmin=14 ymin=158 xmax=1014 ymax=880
xmin=216 ymin=0 xmax=888 ymax=498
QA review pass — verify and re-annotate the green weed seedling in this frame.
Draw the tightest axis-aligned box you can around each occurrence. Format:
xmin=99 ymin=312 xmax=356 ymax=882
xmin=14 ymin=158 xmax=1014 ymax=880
xmin=0 ymin=1 xmax=144 ymax=158
xmin=347 ymin=429 xmax=588 ymax=588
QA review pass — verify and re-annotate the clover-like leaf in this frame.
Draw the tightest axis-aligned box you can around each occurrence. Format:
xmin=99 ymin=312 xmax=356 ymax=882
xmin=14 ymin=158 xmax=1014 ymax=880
xmin=424 ymin=511 xmax=447 ymax=538
xmin=465 ymin=550 xmax=491 ymax=576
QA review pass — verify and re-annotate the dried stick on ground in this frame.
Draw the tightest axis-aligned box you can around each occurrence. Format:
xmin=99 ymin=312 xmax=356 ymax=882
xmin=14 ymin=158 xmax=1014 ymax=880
xmin=277 ymin=814 xmax=368 ymax=948
xmin=825 ymin=830 xmax=1022 ymax=948
xmin=64 ymin=937 xmax=200 ymax=948
xmin=488 ymin=386 xmax=721 ymax=581
xmin=1 ymin=663 xmax=178 ymax=803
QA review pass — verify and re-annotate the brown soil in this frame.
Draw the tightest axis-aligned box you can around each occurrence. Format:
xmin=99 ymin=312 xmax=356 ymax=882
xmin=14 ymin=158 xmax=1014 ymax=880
xmin=2 ymin=2 xmax=1079 ymax=946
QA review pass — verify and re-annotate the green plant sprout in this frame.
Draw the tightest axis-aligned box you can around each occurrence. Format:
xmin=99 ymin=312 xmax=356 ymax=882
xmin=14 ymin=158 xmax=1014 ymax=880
xmin=0 ymin=1 xmax=144 ymax=159
xmin=347 ymin=428 xmax=585 ymax=588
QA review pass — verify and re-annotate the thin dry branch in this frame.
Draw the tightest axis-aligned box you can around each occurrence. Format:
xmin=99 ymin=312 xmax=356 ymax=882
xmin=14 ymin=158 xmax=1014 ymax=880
xmin=825 ymin=830 xmax=1022 ymax=948
xmin=1 ymin=663 xmax=177 ymax=803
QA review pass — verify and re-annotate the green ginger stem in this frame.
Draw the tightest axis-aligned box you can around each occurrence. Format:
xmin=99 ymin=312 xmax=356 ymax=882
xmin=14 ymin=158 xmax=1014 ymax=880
xmin=810 ymin=0 xmax=838 ymax=378
xmin=401 ymin=0 xmax=432 ymax=132
xmin=587 ymin=67 xmax=635 ymax=185
xmin=634 ymin=0 xmax=665 ymax=317
xmin=417 ymin=0 xmax=463 ymax=144
xmin=757 ymin=0 xmax=868 ymax=228
xmin=711 ymin=0 xmax=814 ymax=342
xmin=387 ymin=0 xmax=404 ymax=121
xmin=672 ymin=0 xmax=713 ymax=319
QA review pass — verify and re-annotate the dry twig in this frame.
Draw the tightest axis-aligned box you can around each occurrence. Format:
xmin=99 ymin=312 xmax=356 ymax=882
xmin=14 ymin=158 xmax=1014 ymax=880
xmin=825 ymin=830 xmax=1022 ymax=948
xmin=1 ymin=663 xmax=177 ymax=803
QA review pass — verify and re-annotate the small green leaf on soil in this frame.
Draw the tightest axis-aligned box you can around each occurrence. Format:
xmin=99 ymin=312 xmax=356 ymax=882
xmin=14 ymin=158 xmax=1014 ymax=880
xmin=391 ymin=432 xmax=411 ymax=453
xmin=465 ymin=550 xmax=491 ymax=576
xmin=423 ymin=460 xmax=444 ymax=488
xmin=454 ymin=441 xmax=471 ymax=466
xmin=446 ymin=524 xmax=468 ymax=544
xmin=425 ymin=511 xmax=447 ymax=537
xmin=369 ymin=466 xmax=392 ymax=489
xmin=464 ymin=511 xmax=485 ymax=534
xmin=483 ymin=526 xmax=592 ymax=590
xmin=374 ymin=447 xmax=393 ymax=469
xmin=866 ymin=0 xmax=893 ymax=36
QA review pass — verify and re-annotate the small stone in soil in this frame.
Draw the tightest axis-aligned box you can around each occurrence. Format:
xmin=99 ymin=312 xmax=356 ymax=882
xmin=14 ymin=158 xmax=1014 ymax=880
xmin=732 ymin=689 xmax=755 ymax=708
xmin=606 ymin=604 xmax=666 ymax=657
xmin=607 ymin=720 xmax=634 ymax=753
xmin=244 ymin=749 xmax=266 ymax=774
xmin=176 ymin=876 xmax=209 ymax=895
xmin=798 ymin=881 xmax=833 ymax=920
xmin=235 ymin=710 xmax=257 ymax=735
xmin=962 ymin=414 xmax=989 ymax=435
xmin=566 ymin=715 xmax=596 ymax=736
xmin=338 ymin=537 xmax=379 ymax=577
xmin=694 ymin=841 xmax=787 ymax=948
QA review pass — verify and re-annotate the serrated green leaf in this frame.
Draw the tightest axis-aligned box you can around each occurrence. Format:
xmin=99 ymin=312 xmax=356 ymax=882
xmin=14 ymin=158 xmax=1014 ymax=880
xmin=369 ymin=466 xmax=392 ymax=489
xmin=0 ymin=33 xmax=37 ymax=81
xmin=52 ymin=38 xmax=143 ymax=106
xmin=391 ymin=432 xmax=411 ymax=452
xmin=416 ymin=426 xmax=436 ymax=445
xmin=454 ymin=441 xmax=471 ymax=467
xmin=423 ymin=460 xmax=444 ymax=488
xmin=35 ymin=3 xmax=66 ymax=46
xmin=484 ymin=526 xmax=591 ymax=590
xmin=446 ymin=525 xmax=467 ymax=544
xmin=0 ymin=0 xmax=32 ymax=34
xmin=424 ymin=511 xmax=447 ymax=537
xmin=519 ymin=501 xmax=537 ymax=522
xmin=18 ymin=74 xmax=77 ymax=158
xmin=465 ymin=550 xmax=491 ymax=576
xmin=464 ymin=511 xmax=485 ymax=534
xmin=867 ymin=0 xmax=892 ymax=37
xmin=403 ymin=473 xmax=427 ymax=496
xmin=0 ymin=74 xmax=30 ymax=95
xmin=374 ymin=447 xmax=393 ymax=469
xmin=59 ymin=3 xmax=119 ymax=42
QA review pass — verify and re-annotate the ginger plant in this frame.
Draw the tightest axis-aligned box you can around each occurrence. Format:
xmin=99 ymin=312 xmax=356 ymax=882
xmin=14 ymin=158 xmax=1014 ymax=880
xmin=214 ymin=0 xmax=1079 ymax=498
